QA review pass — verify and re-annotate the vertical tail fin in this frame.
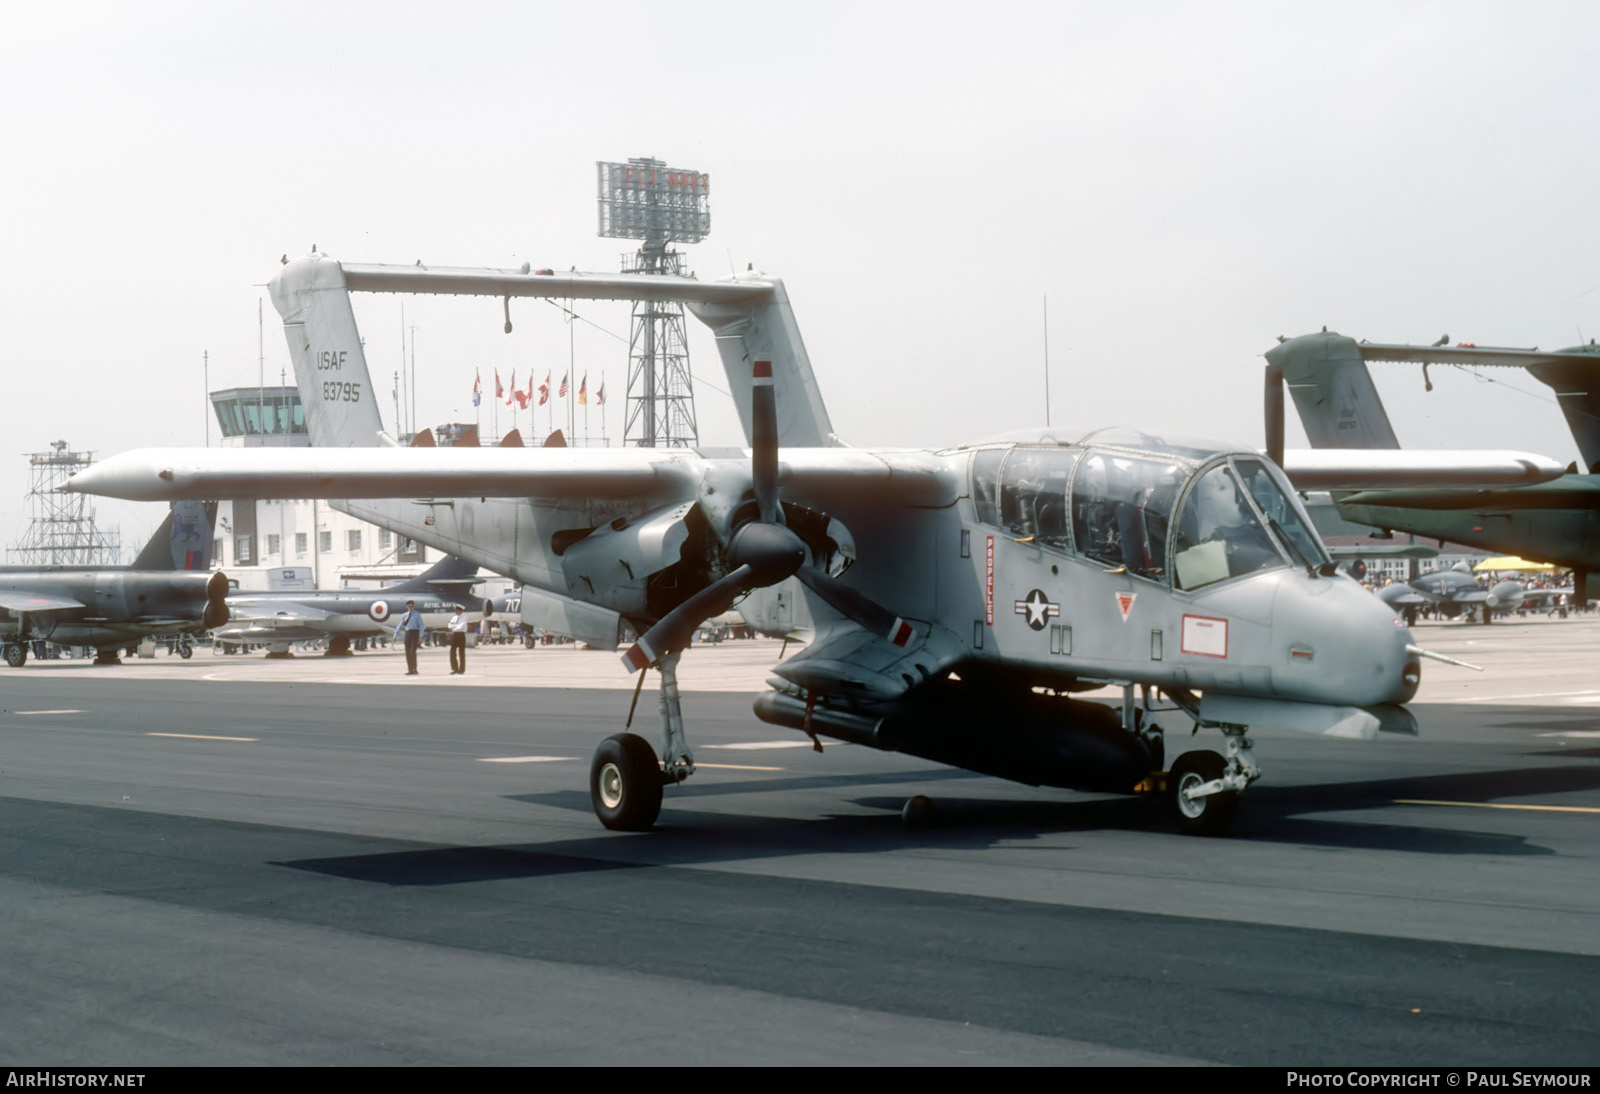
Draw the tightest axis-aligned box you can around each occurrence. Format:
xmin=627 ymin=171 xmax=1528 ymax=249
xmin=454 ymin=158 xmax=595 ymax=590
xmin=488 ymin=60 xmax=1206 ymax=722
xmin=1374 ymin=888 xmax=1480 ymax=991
xmin=386 ymin=553 xmax=480 ymax=595
xmin=130 ymin=501 xmax=218 ymax=570
xmin=689 ymin=275 xmax=842 ymax=448
xmin=1266 ymin=331 xmax=1401 ymax=450
xmin=1530 ymin=355 xmax=1600 ymax=474
xmin=268 ymin=254 xmax=387 ymax=448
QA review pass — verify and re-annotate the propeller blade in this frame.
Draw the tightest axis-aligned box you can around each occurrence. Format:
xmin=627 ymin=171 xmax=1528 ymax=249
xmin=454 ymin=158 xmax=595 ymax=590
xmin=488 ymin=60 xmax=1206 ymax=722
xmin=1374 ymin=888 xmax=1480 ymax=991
xmin=751 ymin=359 xmax=778 ymax=524
xmin=795 ymin=567 xmax=914 ymax=647
xmin=621 ymin=564 xmax=753 ymax=672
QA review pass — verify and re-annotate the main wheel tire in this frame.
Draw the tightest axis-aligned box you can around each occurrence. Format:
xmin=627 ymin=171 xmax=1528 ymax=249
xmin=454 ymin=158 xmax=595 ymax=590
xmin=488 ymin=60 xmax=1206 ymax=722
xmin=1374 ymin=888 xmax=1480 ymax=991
xmin=4 ymin=644 xmax=26 ymax=668
xmin=1168 ymin=750 xmax=1238 ymax=837
xmin=177 ymin=643 xmax=193 ymax=660
xmin=590 ymin=733 xmax=664 ymax=832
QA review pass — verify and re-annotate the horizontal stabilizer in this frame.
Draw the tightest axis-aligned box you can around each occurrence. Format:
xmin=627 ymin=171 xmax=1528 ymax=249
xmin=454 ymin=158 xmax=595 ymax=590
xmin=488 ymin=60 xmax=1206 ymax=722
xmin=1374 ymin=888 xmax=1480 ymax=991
xmin=1280 ymin=449 xmax=1564 ymax=489
xmin=342 ymin=262 xmax=774 ymax=306
xmin=1353 ymin=342 xmax=1600 ymax=370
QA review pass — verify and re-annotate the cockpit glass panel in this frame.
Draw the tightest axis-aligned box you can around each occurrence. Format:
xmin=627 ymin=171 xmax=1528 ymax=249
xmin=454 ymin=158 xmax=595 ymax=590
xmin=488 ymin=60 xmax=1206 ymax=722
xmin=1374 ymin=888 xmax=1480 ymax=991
xmin=1076 ymin=428 xmax=1231 ymax=461
xmin=999 ymin=448 xmax=1079 ymax=547
xmin=1232 ymin=457 xmax=1328 ymax=569
xmin=1173 ymin=464 xmax=1286 ymax=590
xmin=1069 ymin=453 xmax=1186 ymax=580
xmin=971 ymin=449 xmax=1004 ymax=526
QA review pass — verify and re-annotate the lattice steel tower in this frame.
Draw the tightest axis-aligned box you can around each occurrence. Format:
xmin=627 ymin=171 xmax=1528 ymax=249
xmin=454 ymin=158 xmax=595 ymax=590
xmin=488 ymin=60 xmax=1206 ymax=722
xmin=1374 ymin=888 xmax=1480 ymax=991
xmin=597 ymin=157 xmax=710 ymax=447
xmin=8 ymin=441 xmax=121 ymax=565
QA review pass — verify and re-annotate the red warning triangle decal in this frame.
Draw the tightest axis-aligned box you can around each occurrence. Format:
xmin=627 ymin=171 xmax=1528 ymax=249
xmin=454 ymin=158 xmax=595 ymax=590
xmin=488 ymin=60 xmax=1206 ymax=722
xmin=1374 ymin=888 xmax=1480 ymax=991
xmin=1115 ymin=592 xmax=1136 ymax=621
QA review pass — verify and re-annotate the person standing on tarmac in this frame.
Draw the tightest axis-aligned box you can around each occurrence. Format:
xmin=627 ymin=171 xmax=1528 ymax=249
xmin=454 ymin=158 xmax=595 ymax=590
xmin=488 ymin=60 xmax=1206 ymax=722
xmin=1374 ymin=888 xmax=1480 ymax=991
xmin=447 ymin=604 xmax=470 ymax=674
xmin=394 ymin=599 xmax=424 ymax=675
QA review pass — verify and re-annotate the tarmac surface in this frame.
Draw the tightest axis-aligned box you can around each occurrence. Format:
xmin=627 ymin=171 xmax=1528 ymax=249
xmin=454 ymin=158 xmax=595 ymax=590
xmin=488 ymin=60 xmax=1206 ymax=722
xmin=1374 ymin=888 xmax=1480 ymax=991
xmin=2 ymin=620 xmax=1598 ymax=1066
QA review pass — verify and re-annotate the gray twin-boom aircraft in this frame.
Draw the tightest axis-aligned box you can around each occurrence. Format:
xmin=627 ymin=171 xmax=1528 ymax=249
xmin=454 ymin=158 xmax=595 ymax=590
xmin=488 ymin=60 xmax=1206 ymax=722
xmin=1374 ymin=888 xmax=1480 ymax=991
xmin=69 ymin=254 xmax=1559 ymax=834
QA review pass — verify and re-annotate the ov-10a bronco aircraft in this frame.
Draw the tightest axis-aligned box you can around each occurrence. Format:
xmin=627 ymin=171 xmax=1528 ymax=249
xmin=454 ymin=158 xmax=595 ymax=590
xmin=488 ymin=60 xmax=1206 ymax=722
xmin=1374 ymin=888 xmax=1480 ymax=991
xmin=71 ymin=255 xmax=1549 ymax=834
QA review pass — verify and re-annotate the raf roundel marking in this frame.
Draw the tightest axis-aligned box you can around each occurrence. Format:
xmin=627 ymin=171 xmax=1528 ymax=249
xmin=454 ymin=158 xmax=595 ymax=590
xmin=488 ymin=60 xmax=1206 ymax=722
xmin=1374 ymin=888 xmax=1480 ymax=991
xmin=368 ymin=600 xmax=391 ymax=623
xmin=1013 ymin=589 xmax=1060 ymax=631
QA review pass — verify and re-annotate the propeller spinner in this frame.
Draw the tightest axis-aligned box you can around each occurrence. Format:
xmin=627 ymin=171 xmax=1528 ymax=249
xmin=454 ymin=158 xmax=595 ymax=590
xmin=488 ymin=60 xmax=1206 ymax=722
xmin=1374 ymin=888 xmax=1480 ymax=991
xmin=620 ymin=360 xmax=912 ymax=673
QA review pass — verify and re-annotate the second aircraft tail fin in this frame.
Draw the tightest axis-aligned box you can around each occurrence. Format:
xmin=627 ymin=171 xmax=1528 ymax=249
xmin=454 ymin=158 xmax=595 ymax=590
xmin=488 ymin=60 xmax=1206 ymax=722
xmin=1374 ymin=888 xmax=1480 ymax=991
xmin=1266 ymin=331 xmax=1401 ymax=450
xmin=129 ymin=501 xmax=218 ymax=571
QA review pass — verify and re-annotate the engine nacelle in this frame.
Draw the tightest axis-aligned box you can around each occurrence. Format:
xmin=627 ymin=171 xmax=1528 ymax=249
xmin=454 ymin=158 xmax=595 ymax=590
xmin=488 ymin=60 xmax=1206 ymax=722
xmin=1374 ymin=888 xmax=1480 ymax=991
xmin=559 ymin=503 xmax=693 ymax=616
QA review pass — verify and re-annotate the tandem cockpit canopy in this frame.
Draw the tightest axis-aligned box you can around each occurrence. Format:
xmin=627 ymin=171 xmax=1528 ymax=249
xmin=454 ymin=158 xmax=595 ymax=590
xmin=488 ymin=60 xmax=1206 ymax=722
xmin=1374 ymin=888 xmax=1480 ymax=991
xmin=970 ymin=431 xmax=1329 ymax=590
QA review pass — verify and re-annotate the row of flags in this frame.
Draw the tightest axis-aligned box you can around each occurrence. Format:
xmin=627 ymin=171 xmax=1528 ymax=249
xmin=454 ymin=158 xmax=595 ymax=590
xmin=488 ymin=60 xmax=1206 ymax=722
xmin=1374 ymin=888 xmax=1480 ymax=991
xmin=472 ymin=370 xmax=605 ymax=410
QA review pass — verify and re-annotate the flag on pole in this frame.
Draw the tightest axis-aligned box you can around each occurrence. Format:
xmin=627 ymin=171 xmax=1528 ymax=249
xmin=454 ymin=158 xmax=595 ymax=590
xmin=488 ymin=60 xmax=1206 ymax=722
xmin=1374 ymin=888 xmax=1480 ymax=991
xmin=472 ymin=370 xmax=482 ymax=407
xmin=578 ymin=373 xmax=588 ymax=406
xmin=494 ymin=369 xmax=504 ymax=400
xmin=506 ymin=369 xmax=517 ymax=407
xmin=517 ymin=373 xmax=533 ymax=409
xmin=558 ymin=372 xmax=569 ymax=398
xmin=537 ymin=371 xmax=550 ymax=407
xmin=596 ymin=378 xmax=606 ymax=406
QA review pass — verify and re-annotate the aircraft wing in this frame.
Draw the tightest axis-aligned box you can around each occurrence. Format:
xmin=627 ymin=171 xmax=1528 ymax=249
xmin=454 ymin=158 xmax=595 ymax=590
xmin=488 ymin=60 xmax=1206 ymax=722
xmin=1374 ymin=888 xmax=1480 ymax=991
xmin=216 ymin=624 xmax=331 ymax=642
xmin=229 ymin=601 xmax=338 ymax=626
xmin=64 ymin=447 xmax=958 ymax=507
xmin=0 ymin=591 xmax=84 ymax=613
xmin=1517 ymin=587 xmax=1573 ymax=605
xmin=1279 ymin=449 xmax=1564 ymax=489
xmin=1354 ymin=342 xmax=1597 ymax=370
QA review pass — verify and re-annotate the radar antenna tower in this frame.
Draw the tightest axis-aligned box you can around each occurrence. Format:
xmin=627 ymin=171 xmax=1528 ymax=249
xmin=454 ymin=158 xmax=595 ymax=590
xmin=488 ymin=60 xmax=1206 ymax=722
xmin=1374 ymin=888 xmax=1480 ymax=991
xmin=597 ymin=157 xmax=710 ymax=447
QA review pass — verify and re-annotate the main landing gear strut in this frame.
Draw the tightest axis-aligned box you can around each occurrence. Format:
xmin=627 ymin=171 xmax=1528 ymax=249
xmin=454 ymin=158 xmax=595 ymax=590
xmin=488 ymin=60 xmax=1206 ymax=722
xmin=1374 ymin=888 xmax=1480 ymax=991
xmin=589 ymin=650 xmax=695 ymax=831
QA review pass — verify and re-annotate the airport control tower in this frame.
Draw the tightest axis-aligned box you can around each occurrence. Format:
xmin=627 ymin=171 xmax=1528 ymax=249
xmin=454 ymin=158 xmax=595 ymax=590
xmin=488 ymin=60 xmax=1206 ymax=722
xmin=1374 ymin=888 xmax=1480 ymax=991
xmin=597 ymin=157 xmax=709 ymax=448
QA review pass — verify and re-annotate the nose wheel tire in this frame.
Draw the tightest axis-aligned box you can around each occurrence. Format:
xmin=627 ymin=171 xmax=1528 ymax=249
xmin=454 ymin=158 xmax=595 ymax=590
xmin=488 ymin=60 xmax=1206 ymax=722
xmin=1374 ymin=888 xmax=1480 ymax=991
xmin=1169 ymin=749 xmax=1238 ymax=837
xmin=590 ymin=733 xmax=665 ymax=832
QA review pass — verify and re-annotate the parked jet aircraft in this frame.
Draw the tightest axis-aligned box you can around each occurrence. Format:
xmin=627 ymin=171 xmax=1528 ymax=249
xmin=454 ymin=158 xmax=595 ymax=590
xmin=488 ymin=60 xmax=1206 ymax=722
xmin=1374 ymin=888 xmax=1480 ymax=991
xmin=1265 ymin=330 xmax=1599 ymax=606
xmin=72 ymin=255 xmax=1544 ymax=835
xmin=0 ymin=501 xmax=228 ymax=666
xmin=1373 ymin=565 xmax=1526 ymax=625
xmin=216 ymin=554 xmax=482 ymax=655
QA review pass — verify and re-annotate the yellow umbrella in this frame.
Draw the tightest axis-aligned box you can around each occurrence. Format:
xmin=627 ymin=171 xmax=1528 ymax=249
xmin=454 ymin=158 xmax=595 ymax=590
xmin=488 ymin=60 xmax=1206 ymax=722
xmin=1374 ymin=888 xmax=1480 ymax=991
xmin=1473 ymin=556 xmax=1556 ymax=573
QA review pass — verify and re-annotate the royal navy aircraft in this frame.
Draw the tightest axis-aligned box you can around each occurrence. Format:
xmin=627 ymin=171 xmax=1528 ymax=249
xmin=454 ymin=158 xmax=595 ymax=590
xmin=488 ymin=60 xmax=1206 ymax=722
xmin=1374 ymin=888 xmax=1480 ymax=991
xmin=1266 ymin=330 xmax=1600 ymax=606
xmin=69 ymin=255 xmax=1556 ymax=834
xmin=0 ymin=501 xmax=228 ymax=666
xmin=216 ymin=554 xmax=481 ymax=656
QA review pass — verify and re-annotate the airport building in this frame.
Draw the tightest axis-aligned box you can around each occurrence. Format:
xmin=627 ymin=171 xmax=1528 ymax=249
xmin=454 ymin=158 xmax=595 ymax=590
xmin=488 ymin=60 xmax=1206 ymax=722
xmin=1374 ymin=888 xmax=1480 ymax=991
xmin=206 ymin=387 xmax=492 ymax=592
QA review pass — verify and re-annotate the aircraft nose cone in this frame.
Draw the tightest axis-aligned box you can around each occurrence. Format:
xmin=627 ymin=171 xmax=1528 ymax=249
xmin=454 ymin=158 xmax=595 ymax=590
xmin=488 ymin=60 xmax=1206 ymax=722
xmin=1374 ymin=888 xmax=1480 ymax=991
xmin=1273 ymin=573 xmax=1419 ymax=707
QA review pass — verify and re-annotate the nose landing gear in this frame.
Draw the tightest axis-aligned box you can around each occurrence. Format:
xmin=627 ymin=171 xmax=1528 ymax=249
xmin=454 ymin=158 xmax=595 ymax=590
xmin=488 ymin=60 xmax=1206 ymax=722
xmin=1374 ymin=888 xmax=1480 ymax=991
xmin=1168 ymin=732 xmax=1258 ymax=836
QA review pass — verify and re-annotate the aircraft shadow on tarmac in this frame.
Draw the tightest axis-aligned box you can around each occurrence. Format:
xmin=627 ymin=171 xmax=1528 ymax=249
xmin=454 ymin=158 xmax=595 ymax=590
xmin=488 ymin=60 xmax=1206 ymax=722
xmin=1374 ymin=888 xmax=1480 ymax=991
xmin=276 ymin=762 xmax=1599 ymax=887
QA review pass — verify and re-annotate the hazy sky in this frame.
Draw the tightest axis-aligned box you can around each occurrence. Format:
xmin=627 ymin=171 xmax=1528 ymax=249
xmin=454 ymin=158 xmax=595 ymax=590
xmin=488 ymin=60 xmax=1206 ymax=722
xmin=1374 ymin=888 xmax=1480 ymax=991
xmin=5 ymin=1 xmax=1599 ymax=552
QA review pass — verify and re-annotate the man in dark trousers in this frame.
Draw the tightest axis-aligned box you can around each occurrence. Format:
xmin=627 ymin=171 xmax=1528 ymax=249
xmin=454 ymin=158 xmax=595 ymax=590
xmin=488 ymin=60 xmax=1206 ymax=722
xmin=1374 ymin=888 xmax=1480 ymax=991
xmin=394 ymin=599 xmax=424 ymax=675
xmin=447 ymin=604 xmax=469 ymax=674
